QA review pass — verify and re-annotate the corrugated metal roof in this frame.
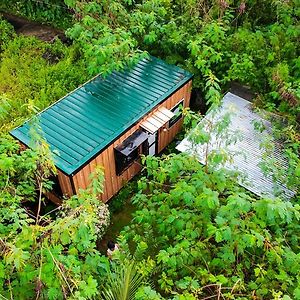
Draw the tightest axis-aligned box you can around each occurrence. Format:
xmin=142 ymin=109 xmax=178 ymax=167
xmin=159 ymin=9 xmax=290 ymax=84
xmin=10 ymin=56 xmax=193 ymax=175
xmin=176 ymin=92 xmax=295 ymax=199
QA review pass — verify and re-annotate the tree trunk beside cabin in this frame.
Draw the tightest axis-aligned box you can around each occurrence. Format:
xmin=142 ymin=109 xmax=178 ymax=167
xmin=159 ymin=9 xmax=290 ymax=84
xmin=58 ymin=80 xmax=192 ymax=203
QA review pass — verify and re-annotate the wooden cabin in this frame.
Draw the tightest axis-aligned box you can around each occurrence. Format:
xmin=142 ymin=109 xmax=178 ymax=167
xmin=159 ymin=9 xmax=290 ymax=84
xmin=11 ymin=56 xmax=193 ymax=203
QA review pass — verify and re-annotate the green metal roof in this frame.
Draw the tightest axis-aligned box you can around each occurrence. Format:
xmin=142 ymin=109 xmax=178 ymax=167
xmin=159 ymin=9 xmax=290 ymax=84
xmin=10 ymin=56 xmax=193 ymax=175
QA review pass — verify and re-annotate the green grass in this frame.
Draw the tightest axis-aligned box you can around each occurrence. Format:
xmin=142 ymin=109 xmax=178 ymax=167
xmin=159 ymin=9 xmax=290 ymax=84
xmin=98 ymin=199 xmax=136 ymax=254
xmin=97 ymin=179 xmax=139 ymax=253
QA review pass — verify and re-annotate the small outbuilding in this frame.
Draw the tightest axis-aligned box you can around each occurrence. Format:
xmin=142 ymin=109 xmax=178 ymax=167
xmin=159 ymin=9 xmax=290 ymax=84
xmin=176 ymin=92 xmax=295 ymax=199
xmin=11 ymin=56 xmax=193 ymax=203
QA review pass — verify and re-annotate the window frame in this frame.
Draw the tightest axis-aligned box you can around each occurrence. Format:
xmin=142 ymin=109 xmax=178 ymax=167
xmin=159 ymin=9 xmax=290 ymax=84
xmin=114 ymin=147 xmax=140 ymax=176
xmin=168 ymin=99 xmax=184 ymax=128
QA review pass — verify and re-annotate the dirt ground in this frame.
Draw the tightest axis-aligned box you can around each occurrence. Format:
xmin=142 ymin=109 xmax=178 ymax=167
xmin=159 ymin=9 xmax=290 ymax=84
xmin=1 ymin=12 xmax=68 ymax=43
xmin=230 ymin=81 xmax=255 ymax=101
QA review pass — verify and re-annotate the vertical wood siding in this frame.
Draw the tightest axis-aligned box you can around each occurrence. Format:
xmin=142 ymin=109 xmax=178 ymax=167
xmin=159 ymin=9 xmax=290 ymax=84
xmin=57 ymin=169 xmax=73 ymax=197
xmin=157 ymin=80 xmax=192 ymax=152
xmin=71 ymin=80 xmax=192 ymax=202
xmin=45 ymin=170 xmax=73 ymax=205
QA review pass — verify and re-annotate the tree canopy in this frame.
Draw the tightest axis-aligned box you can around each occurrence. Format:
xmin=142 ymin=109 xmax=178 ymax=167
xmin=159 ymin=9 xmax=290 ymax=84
xmin=0 ymin=0 xmax=299 ymax=299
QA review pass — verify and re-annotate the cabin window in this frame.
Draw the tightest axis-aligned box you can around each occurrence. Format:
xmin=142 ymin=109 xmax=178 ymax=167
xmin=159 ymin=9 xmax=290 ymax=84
xmin=169 ymin=99 xmax=184 ymax=127
xmin=49 ymin=175 xmax=63 ymax=197
xmin=114 ymin=129 xmax=148 ymax=176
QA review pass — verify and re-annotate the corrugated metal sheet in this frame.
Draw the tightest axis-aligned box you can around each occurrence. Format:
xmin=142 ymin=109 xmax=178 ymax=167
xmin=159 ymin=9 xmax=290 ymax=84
xmin=10 ymin=56 xmax=192 ymax=175
xmin=176 ymin=92 xmax=295 ymax=199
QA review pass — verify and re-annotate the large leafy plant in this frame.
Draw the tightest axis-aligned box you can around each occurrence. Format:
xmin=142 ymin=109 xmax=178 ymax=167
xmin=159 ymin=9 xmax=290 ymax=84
xmin=63 ymin=0 xmax=299 ymax=119
xmin=0 ymin=136 xmax=110 ymax=299
xmin=0 ymin=28 xmax=88 ymax=132
xmin=0 ymin=0 xmax=72 ymax=29
xmin=122 ymin=153 xmax=300 ymax=299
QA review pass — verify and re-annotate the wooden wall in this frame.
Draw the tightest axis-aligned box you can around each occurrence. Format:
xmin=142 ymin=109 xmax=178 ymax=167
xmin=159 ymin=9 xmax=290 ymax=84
xmin=65 ymin=80 xmax=192 ymax=202
xmin=57 ymin=169 xmax=73 ymax=196
xmin=46 ymin=169 xmax=73 ymax=205
xmin=157 ymin=82 xmax=191 ymax=152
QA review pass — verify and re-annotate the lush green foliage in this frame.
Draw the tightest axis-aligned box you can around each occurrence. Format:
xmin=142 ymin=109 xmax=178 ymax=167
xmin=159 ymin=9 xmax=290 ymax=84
xmin=109 ymin=181 xmax=138 ymax=213
xmin=122 ymin=153 xmax=300 ymax=299
xmin=101 ymin=259 xmax=147 ymax=300
xmin=0 ymin=1 xmax=299 ymax=299
xmin=0 ymin=136 xmax=110 ymax=299
xmin=0 ymin=0 xmax=72 ymax=29
xmin=64 ymin=0 xmax=299 ymax=118
xmin=0 ymin=18 xmax=15 ymax=48
xmin=0 ymin=20 xmax=88 ymax=132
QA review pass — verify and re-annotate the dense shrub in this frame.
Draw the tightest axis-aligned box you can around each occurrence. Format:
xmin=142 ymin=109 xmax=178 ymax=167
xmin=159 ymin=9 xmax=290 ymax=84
xmin=122 ymin=154 xmax=300 ymax=299
xmin=0 ymin=18 xmax=15 ymax=50
xmin=0 ymin=136 xmax=110 ymax=299
xmin=0 ymin=0 xmax=72 ymax=29
xmin=0 ymin=34 xmax=88 ymax=132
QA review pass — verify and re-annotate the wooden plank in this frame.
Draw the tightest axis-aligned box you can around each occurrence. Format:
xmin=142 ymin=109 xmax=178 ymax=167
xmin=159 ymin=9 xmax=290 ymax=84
xmin=153 ymin=111 xmax=169 ymax=123
xmin=100 ymin=152 xmax=111 ymax=200
xmin=46 ymin=191 xmax=62 ymax=205
xmin=108 ymin=149 xmax=118 ymax=194
xmin=88 ymin=160 xmax=96 ymax=180
xmin=114 ymin=135 xmax=125 ymax=189
xmin=147 ymin=116 xmax=163 ymax=128
xmin=57 ymin=170 xmax=73 ymax=197
xmin=79 ymin=167 xmax=87 ymax=190
xmin=82 ymin=164 xmax=91 ymax=189
xmin=131 ymin=159 xmax=142 ymax=179
xmin=78 ymin=169 xmax=87 ymax=190
xmin=102 ymin=149 xmax=113 ymax=200
xmin=72 ymin=173 xmax=79 ymax=192
xmin=158 ymin=106 xmax=174 ymax=118
xmin=95 ymin=155 xmax=107 ymax=201
xmin=77 ymin=172 xmax=84 ymax=190
xmin=140 ymin=120 xmax=158 ymax=134
xmin=73 ymin=169 xmax=86 ymax=192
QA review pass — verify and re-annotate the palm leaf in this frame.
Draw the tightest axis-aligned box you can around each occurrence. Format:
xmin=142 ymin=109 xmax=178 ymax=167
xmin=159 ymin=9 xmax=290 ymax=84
xmin=101 ymin=260 xmax=146 ymax=300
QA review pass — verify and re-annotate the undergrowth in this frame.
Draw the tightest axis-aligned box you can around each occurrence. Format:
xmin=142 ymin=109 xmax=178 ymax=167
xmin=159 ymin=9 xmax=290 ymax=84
xmin=0 ymin=19 xmax=88 ymax=133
